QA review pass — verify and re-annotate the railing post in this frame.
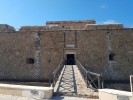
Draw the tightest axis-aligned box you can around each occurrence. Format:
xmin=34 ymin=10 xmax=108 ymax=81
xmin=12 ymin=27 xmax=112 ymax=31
xmin=98 ymin=76 xmax=101 ymax=89
xmin=76 ymin=59 xmax=102 ymax=90
xmin=101 ymin=74 xmax=104 ymax=89
xmin=52 ymin=76 xmax=54 ymax=87
xmin=130 ymin=75 xmax=133 ymax=93
xmin=52 ymin=79 xmax=55 ymax=87
xmin=86 ymin=72 xmax=88 ymax=88
xmin=51 ymin=60 xmax=65 ymax=87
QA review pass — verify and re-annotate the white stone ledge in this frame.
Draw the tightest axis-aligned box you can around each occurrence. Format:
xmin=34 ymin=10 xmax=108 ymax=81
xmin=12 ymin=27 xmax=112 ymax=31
xmin=0 ymin=83 xmax=53 ymax=99
xmin=99 ymin=89 xmax=132 ymax=96
xmin=99 ymin=89 xmax=133 ymax=100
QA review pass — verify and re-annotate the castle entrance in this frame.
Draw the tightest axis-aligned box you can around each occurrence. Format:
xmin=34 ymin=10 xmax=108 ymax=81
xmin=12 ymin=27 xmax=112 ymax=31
xmin=66 ymin=54 xmax=75 ymax=65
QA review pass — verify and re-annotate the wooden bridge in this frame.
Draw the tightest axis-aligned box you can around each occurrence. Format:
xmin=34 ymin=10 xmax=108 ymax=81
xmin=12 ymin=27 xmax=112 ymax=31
xmin=50 ymin=59 xmax=103 ymax=98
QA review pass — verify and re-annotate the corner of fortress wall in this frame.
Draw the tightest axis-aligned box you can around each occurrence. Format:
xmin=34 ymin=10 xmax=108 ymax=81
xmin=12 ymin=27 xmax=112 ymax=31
xmin=0 ymin=24 xmax=16 ymax=32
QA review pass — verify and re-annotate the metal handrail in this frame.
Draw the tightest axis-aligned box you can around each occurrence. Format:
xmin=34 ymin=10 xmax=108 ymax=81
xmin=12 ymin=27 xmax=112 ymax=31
xmin=76 ymin=59 xmax=102 ymax=90
xmin=50 ymin=60 xmax=64 ymax=87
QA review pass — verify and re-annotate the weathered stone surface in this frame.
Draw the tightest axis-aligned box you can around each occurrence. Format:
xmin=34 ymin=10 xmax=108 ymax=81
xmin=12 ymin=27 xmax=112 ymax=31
xmin=0 ymin=83 xmax=53 ymax=99
xmin=0 ymin=20 xmax=133 ymax=82
xmin=0 ymin=24 xmax=15 ymax=32
xmin=46 ymin=20 xmax=96 ymax=29
xmin=19 ymin=25 xmax=69 ymax=32
xmin=0 ymin=32 xmax=35 ymax=80
xmin=85 ymin=24 xmax=123 ymax=30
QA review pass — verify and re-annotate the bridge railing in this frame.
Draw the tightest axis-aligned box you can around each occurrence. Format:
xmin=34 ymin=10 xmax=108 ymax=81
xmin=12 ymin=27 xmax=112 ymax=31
xmin=49 ymin=60 xmax=65 ymax=87
xmin=130 ymin=75 xmax=133 ymax=92
xmin=76 ymin=59 xmax=102 ymax=90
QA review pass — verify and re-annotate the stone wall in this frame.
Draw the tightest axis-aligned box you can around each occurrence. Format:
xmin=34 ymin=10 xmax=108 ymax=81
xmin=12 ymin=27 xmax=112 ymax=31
xmin=77 ymin=29 xmax=133 ymax=81
xmin=0 ymin=32 xmax=35 ymax=81
xmin=110 ymin=29 xmax=133 ymax=80
xmin=0 ymin=31 xmax=64 ymax=81
xmin=77 ymin=30 xmax=108 ymax=77
xmin=39 ymin=31 xmax=64 ymax=80
xmin=0 ymin=21 xmax=133 ymax=82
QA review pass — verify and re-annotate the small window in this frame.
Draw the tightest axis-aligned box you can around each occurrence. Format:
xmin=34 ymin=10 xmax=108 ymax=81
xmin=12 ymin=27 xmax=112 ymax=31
xmin=49 ymin=59 xmax=51 ymax=63
xmin=109 ymin=53 xmax=116 ymax=61
xmin=26 ymin=58 xmax=34 ymax=64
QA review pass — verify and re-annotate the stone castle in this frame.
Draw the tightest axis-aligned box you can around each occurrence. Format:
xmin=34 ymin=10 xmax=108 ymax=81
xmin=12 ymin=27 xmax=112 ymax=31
xmin=0 ymin=20 xmax=133 ymax=82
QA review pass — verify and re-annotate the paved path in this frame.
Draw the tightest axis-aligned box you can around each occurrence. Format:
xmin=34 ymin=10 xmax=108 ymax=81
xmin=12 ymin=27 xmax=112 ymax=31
xmin=54 ymin=65 xmax=77 ymax=95
xmin=52 ymin=96 xmax=99 ymax=100
xmin=54 ymin=65 xmax=98 ymax=98
xmin=0 ymin=94 xmax=99 ymax=100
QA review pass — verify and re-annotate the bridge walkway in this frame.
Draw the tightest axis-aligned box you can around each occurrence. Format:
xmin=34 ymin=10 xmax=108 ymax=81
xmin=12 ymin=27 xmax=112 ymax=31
xmin=54 ymin=65 xmax=98 ymax=98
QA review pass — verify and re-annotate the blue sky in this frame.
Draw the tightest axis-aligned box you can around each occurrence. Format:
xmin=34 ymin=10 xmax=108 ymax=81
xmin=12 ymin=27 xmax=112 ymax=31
xmin=0 ymin=0 xmax=133 ymax=29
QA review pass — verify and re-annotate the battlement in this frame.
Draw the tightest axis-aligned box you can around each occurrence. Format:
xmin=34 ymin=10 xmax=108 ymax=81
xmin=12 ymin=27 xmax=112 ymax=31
xmin=0 ymin=24 xmax=15 ymax=32
xmin=19 ymin=25 xmax=70 ymax=32
xmin=46 ymin=20 xmax=96 ymax=29
xmin=19 ymin=20 xmax=125 ymax=32
xmin=85 ymin=24 xmax=124 ymax=30
xmin=46 ymin=20 xmax=96 ymax=24
xmin=19 ymin=26 xmax=46 ymax=32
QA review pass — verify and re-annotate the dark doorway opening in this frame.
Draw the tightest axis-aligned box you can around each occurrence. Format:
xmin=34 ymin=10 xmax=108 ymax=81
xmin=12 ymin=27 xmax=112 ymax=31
xmin=66 ymin=54 xmax=75 ymax=65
